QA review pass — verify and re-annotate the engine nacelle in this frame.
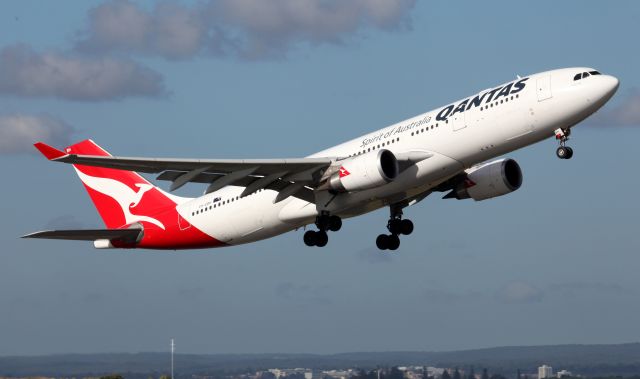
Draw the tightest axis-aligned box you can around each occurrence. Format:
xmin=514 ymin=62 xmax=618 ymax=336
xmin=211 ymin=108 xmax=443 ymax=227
xmin=448 ymin=158 xmax=523 ymax=201
xmin=324 ymin=149 xmax=399 ymax=192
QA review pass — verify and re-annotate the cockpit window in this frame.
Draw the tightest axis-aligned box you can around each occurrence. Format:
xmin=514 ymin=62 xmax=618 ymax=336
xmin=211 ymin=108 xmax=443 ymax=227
xmin=574 ymin=70 xmax=602 ymax=81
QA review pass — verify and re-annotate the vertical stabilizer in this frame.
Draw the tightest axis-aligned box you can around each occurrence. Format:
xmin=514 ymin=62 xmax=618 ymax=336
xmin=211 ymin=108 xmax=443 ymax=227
xmin=65 ymin=140 xmax=179 ymax=229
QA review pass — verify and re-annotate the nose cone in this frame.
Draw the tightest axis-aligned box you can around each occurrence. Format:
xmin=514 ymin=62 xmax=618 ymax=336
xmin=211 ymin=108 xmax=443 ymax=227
xmin=600 ymin=74 xmax=620 ymax=101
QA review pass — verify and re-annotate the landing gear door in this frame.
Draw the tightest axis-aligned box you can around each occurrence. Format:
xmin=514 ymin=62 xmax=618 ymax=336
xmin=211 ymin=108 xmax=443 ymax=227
xmin=536 ymin=75 xmax=552 ymax=101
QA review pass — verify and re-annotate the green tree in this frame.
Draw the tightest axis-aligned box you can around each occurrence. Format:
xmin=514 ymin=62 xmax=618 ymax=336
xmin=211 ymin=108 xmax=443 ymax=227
xmin=453 ymin=368 xmax=461 ymax=379
xmin=481 ymin=369 xmax=489 ymax=379
xmin=442 ymin=370 xmax=452 ymax=379
xmin=100 ymin=375 xmax=124 ymax=379
xmin=467 ymin=367 xmax=475 ymax=379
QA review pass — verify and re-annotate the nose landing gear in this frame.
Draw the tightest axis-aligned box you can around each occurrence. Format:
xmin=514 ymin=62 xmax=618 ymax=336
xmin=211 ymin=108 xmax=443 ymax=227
xmin=555 ymin=128 xmax=574 ymax=159
xmin=304 ymin=211 xmax=342 ymax=247
xmin=376 ymin=204 xmax=413 ymax=251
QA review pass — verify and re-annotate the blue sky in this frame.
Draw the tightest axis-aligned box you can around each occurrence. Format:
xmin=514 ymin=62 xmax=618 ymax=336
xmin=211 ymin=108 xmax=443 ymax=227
xmin=1 ymin=0 xmax=640 ymax=355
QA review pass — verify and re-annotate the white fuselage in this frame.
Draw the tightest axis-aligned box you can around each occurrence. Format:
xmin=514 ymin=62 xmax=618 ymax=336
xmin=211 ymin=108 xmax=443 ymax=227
xmin=177 ymin=67 xmax=619 ymax=246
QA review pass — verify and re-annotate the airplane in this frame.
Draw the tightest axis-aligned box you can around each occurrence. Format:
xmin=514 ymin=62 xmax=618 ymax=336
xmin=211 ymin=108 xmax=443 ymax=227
xmin=24 ymin=67 xmax=619 ymax=251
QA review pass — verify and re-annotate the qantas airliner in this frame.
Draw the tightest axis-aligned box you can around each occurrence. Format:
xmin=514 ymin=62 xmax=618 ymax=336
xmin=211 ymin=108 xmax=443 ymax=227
xmin=24 ymin=67 xmax=618 ymax=251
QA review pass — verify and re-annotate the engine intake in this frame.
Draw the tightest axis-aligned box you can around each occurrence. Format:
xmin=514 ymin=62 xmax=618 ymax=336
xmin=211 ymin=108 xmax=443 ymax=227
xmin=324 ymin=149 xmax=399 ymax=192
xmin=446 ymin=158 xmax=523 ymax=201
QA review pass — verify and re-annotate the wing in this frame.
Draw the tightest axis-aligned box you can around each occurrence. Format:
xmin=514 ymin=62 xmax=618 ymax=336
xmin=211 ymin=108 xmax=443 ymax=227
xmin=22 ymin=228 xmax=142 ymax=241
xmin=34 ymin=142 xmax=333 ymax=203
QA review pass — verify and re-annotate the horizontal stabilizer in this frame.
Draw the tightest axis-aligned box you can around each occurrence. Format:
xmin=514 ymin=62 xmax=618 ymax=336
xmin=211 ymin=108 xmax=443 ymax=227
xmin=22 ymin=228 xmax=142 ymax=241
xmin=33 ymin=142 xmax=67 ymax=160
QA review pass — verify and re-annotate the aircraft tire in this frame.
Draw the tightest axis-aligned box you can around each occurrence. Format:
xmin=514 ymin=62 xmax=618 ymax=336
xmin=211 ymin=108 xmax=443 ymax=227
xmin=556 ymin=146 xmax=569 ymax=159
xmin=388 ymin=234 xmax=400 ymax=250
xmin=315 ymin=231 xmax=328 ymax=247
xmin=388 ymin=219 xmax=402 ymax=235
xmin=328 ymin=215 xmax=342 ymax=232
xmin=565 ymin=147 xmax=574 ymax=159
xmin=376 ymin=234 xmax=389 ymax=250
xmin=304 ymin=230 xmax=317 ymax=246
xmin=400 ymin=219 xmax=414 ymax=235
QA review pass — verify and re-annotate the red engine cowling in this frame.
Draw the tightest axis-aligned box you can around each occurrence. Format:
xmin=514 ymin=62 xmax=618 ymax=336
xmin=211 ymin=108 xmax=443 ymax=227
xmin=325 ymin=149 xmax=399 ymax=192
xmin=449 ymin=158 xmax=523 ymax=201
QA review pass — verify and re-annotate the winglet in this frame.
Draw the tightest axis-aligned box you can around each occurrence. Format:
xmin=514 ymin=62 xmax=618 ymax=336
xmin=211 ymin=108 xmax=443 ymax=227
xmin=33 ymin=142 xmax=68 ymax=160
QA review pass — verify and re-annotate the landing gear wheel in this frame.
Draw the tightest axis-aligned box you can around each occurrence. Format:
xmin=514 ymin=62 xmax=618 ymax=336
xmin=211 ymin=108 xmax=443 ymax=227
xmin=388 ymin=219 xmax=402 ymax=235
xmin=328 ymin=215 xmax=342 ymax=232
xmin=315 ymin=231 xmax=328 ymax=247
xmin=387 ymin=234 xmax=400 ymax=250
xmin=400 ymin=219 xmax=414 ymax=235
xmin=565 ymin=146 xmax=573 ymax=159
xmin=376 ymin=234 xmax=389 ymax=250
xmin=556 ymin=146 xmax=570 ymax=159
xmin=304 ymin=230 xmax=317 ymax=247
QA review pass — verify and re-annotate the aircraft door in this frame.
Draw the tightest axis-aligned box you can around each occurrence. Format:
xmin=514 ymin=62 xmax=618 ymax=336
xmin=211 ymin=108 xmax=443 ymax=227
xmin=536 ymin=75 xmax=552 ymax=101
xmin=177 ymin=205 xmax=192 ymax=230
xmin=451 ymin=110 xmax=467 ymax=131
xmin=178 ymin=212 xmax=191 ymax=230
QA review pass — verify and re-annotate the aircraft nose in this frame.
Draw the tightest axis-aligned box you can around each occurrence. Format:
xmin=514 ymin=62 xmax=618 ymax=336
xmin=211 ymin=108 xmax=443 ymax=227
xmin=601 ymin=74 xmax=620 ymax=98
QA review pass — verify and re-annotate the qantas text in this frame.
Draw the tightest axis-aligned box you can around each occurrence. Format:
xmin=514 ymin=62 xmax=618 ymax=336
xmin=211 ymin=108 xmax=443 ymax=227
xmin=436 ymin=77 xmax=529 ymax=122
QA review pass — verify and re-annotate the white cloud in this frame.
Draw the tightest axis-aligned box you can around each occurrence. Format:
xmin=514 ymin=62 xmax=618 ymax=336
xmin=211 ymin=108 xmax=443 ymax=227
xmin=75 ymin=0 xmax=416 ymax=60
xmin=76 ymin=0 xmax=205 ymax=59
xmin=0 ymin=44 xmax=166 ymax=101
xmin=496 ymin=281 xmax=543 ymax=304
xmin=0 ymin=114 xmax=75 ymax=155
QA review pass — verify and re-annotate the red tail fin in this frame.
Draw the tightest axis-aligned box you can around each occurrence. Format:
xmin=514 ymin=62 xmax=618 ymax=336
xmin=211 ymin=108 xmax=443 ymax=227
xmin=66 ymin=140 xmax=177 ymax=229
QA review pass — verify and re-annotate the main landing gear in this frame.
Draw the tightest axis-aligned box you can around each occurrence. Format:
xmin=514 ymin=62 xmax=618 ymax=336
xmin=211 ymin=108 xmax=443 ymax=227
xmin=376 ymin=204 xmax=413 ymax=251
xmin=555 ymin=128 xmax=574 ymax=160
xmin=304 ymin=211 xmax=342 ymax=247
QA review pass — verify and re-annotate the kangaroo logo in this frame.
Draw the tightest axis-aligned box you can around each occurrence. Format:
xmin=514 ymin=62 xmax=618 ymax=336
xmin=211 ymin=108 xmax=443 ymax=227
xmin=74 ymin=168 xmax=166 ymax=230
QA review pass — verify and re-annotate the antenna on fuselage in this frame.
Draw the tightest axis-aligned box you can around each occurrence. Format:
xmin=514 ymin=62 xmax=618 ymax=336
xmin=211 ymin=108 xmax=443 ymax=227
xmin=171 ymin=338 xmax=175 ymax=379
xmin=516 ymin=74 xmax=522 ymax=79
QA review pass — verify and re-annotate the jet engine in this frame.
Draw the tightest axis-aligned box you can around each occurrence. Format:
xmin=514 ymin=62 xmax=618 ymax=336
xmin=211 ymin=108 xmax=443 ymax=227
xmin=323 ymin=149 xmax=399 ymax=192
xmin=445 ymin=158 xmax=522 ymax=201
